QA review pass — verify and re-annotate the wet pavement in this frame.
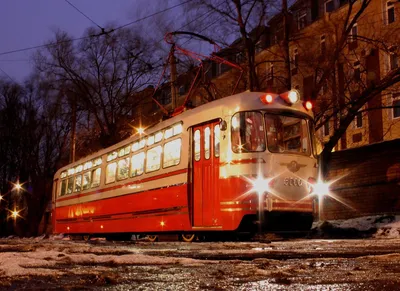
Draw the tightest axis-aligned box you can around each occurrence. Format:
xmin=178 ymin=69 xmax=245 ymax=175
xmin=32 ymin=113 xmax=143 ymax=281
xmin=1 ymin=237 xmax=400 ymax=290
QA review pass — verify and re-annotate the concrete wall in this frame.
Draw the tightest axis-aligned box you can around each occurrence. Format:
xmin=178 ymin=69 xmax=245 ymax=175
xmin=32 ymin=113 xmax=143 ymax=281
xmin=321 ymin=138 xmax=400 ymax=220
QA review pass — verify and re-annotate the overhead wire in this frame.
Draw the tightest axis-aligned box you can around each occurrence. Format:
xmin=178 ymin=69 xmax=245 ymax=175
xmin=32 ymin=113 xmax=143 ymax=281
xmin=64 ymin=0 xmax=104 ymax=31
xmin=0 ymin=0 xmax=194 ymax=58
xmin=0 ymin=66 xmax=16 ymax=82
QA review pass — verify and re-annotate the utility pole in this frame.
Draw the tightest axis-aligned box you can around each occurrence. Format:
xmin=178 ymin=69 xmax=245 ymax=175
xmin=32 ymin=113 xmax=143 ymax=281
xmin=282 ymin=0 xmax=292 ymax=91
xmin=69 ymin=91 xmax=76 ymax=163
xmin=170 ymin=45 xmax=178 ymax=111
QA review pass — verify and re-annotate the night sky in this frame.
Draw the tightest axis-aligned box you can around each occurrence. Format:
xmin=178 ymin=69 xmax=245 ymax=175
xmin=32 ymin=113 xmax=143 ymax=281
xmin=0 ymin=0 xmax=185 ymax=82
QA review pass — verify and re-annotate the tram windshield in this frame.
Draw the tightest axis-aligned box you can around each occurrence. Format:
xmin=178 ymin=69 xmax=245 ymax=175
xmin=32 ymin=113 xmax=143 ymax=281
xmin=231 ymin=111 xmax=312 ymax=155
xmin=265 ymin=113 xmax=311 ymax=155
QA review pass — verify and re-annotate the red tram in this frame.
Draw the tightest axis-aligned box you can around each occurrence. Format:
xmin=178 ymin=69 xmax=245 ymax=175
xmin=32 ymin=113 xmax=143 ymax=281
xmin=52 ymin=90 xmax=319 ymax=241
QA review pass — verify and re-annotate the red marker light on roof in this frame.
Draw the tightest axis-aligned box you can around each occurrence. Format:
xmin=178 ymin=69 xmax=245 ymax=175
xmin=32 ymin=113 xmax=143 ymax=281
xmin=261 ymin=94 xmax=273 ymax=104
xmin=305 ymin=101 xmax=313 ymax=110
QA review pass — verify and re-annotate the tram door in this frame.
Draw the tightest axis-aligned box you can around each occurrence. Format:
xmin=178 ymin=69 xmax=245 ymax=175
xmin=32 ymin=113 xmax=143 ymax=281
xmin=192 ymin=121 xmax=221 ymax=227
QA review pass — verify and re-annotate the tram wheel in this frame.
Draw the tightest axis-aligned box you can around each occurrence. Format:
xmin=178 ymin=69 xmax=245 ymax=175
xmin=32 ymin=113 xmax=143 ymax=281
xmin=83 ymin=235 xmax=91 ymax=241
xmin=181 ymin=233 xmax=195 ymax=242
xmin=147 ymin=235 xmax=158 ymax=242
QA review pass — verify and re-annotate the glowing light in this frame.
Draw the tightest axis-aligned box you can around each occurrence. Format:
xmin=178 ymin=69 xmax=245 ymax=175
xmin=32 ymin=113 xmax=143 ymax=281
xmin=305 ymin=101 xmax=313 ymax=110
xmin=14 ymin=183 xmax=22 ymax=191
xmin=137 ymin=127 xmax=145 ymax=135
xmin=67 ymin=226 xmax=70 ymax=230
xmin=288 ymin=90 xmax=300 ymax=103
xmin=100 ymin=225 xmax=104 ymax=229
xmin=0 ymin=194 xmax=3 ymax=201
xmin=160 ymin=221 xmax=165 ymax=227
xmin=11 ymin=210 xmax=20 ymax=219
xmin=265 ymin=94 xmax=273 ymax=103
xmin=312 ymin=180 xmax=331 ymax=198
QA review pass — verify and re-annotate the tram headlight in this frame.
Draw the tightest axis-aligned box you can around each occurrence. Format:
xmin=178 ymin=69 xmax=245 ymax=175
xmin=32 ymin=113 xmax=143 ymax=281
xmin=250 ymin=176 xmax=272 ymax=196
xmin=308 ymin=177 xmax=330 ymax=198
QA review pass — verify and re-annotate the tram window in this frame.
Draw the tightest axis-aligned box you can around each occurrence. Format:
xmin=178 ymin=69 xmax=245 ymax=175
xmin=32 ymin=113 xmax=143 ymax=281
xmin=204 ymin=127 xmax=211 ymax=159
xmin=106 ymin=162 xmax=117 ymax=184
xmin=265 ymin=114 xmax=311 ymax=155
xmin=146 ymin=146 xmax=162 ymax=172
xmin=74 ymin=175 xmax=82 ymax=192
xmin=82 ymin=171 xmax=91 ymax=190
xmin=67 ymin=176 xmax=74 ymax=194
xmin=60 ymin=179 xmax=67 ymax=196
xmin=231 ymin=111 xmax=266 ymax=153
xmin=91 ymin=168 xmax=101 ymax=188
xmin=131 ymin=152 xmax=145 ymax=177
xmin=117 ymin=157 xmax=130 ymax=180
xmin=194 ymin=130 xmax=201 ymax=161
xmin=163 ymin=138 xmax=181 ymax=167
xmin=214 ymin=124 xmax=220 ymax=157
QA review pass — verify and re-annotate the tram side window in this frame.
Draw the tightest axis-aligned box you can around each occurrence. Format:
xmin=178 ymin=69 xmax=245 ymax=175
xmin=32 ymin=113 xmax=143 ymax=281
xmin=194 ymin=130 xmax=201 ymax=161
xmin=117 ymin=158 xmax=130 ymax=180
xmin=91 ymin=168 xmax=101 ymax=188
xmin=163 ymin=138 xmax=181 ymax=167
xmin=231 ymin=111 xmax=266 ymax=153
xmin=82 ymin=171 xmax=91 ymax=190
xmin=74 ymin=175 xmax=82 ymax=192
xmin=67 ymin=176 xmax=74 ymax=194
xmin=106 ymin=162 xmax=117 ymax=184
xmin=60 ymin=179 xmax=67 ymax=196
xmin=131 ymin=152 xmax=145 ymax=177
xmin=214 ymin=124 xmax=220 ymax=157
xmin=204 ymin=127 xmax=211 ymax=159
xmin=146 ymin=146 xmax=162 ymax=172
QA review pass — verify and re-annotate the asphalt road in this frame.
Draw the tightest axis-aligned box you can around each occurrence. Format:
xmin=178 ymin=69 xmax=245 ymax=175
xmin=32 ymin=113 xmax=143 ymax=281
xmin=1 ymin=236 xmax=400 ymax=290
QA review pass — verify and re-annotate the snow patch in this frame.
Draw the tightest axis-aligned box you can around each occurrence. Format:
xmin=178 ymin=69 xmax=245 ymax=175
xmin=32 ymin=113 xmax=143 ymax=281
xmin=313 ymin=215 xmax=400 ymax=238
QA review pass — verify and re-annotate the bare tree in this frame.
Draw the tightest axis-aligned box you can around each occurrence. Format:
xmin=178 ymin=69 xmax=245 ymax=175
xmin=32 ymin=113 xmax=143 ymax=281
xmin=35 ymin=27 xmax=158 ymax=148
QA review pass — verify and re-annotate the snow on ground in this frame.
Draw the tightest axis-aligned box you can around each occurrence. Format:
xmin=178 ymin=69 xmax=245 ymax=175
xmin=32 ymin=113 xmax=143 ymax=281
xmin=1 ymin=214 xmax=400 ymax=279
xmin=312 ymin=214 xmax=400 ymax=238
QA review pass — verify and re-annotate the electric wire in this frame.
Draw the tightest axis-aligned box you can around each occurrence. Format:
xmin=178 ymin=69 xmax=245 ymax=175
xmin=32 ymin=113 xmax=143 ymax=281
xmin=64 ymin=0 xmax=103 ymax=30
xmin=0 ymin=0 xmax=194 ymax=57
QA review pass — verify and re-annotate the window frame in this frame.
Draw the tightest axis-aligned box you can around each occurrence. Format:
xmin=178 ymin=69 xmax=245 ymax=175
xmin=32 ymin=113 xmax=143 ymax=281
xmin=91 ymin=168 xmax=101 ymax=188
xmin=393 ymin=93 xmax=400 ymax=119
xmin=131 ymin=151 xmax=145 ymax=177
xmin=298 ymin=12 xmax=307 ymax=30
xmin=163 ymin=138 xmax=182 ymax=168
xmin=231 ymin=111 xmax=266 ymax=153
xmin=105 ymin=162 xmax=117 ymax=184
xmin=325 ymin=0 xmax=335 ymax=13
xmin=387 ymin=1 xmax=395 ymax=24
xmin=320 ymin=35 xmax=326 ymax=56
xmin=145 ymin=145 xmax=162 ymax=173
xmin=355 ymin=112 xmax=363 ymax=128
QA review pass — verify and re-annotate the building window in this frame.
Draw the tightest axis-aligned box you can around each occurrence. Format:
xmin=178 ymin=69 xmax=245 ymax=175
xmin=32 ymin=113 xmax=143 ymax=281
xmin=393 ymin=93 xmax=400 ymax=119
xmin=325 ymin=0 xmax=334 ymax=13
xmin=387 ymin=1 xmax=395 ymax=24
xmin=355 ymin=112 xmax=363 ymax=128
xmin=268 ymin=63 xmax=274 ymax=81
xmin=298 ymin=13 xmax=307 ymax=30
xmin=179 ymin=86 xmax=185 ymax=96
xmin=323 ymin=121 xmax=330 ymax=136
xmin=389 ymin=47 xmax=399 ymax=70
xmin=320 ymin=35 xmax=326 ymax=56
xmin=349 ymin=23 xmax=358 ymax=43
xmin=293 ymin=48 xmax=299 ymax=68
xmin=353 ymin=61 xmax=361 ymax=81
